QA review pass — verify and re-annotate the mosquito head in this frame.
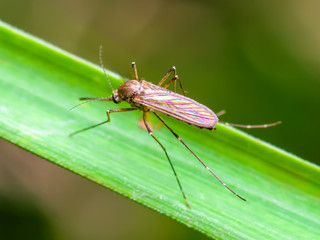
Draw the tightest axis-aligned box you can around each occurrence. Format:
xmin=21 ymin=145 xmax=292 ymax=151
xmin=111 ymin=89 xmax=121 ymax=104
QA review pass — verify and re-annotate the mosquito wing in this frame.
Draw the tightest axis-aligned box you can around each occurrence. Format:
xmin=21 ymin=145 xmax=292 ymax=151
xmin=135 ymin=81 xmax=218 ymax=129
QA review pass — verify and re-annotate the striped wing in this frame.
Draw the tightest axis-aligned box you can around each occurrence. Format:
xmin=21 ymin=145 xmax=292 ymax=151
xmin=135 ymin=90 xmax=218 ymax=129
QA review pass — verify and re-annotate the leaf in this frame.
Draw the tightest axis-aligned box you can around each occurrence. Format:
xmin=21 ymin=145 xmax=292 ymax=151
xmin=0 ymin=20 xmax=319 ymax=240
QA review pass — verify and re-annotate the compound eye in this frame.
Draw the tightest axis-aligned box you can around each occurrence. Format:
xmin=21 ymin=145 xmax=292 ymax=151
xmin=112 ymin=93 xmax=120 ymax=103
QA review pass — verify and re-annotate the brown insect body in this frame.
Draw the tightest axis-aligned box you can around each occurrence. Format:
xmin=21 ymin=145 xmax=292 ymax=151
xmin=114 ymin=80 xmax=218 ymax=130
xmin=114 ymin=80 xmax=142 ymax=103
xmin=71 ymin=54 xmax=281 ymax=208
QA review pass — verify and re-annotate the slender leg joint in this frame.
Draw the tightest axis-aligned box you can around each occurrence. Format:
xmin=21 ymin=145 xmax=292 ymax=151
xmin=131 ymin=62 xmax=138 ymax=80
xmin=152 ymin=110 xmax=246 ymax=202
xmin=143 ymin=111 xmax=190 ymax=208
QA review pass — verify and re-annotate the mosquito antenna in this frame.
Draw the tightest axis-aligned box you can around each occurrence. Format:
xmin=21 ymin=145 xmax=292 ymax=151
xmin=69 ymin=97 xmax=112 ymax=111
xmin=219 ymin=121 xmax=282 ymax=128
xmin=99 ymin=45 xmax=114 ymax=91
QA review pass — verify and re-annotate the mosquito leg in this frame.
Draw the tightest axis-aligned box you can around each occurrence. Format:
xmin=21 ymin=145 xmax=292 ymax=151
xmin=139 ymin=111 xmax=152 ymax=131
xmin=162 ymin=75 xmax=186 ymax=96
xmin=143 ymin=111 xmax=190 ymax=208
xmin=70 ymin=108 xmax=137 ymax=137
xmin=219 ymin=121 xmax=282 ymax=128
xmin=158 ymin=67 xmax=186 ymax=96
xmin=131 ymin=62 xmax=139 ymax=80
xmin=69 ymin=120 xmax=110 ymax=137
xmin=216 ymin=110 xmax=226 ymax=117
xmin=106 ymin=108 xmax=138 ymax=121
xmin=152 ymin=111 xmax=246 ymax=201
xmin=158 ymin=66 xmax=176 ymax=86
xmin=139 ymin=110 xmax=163 ymax=130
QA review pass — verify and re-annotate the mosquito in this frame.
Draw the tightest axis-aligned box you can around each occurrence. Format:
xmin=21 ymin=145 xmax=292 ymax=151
xmin=70 ymin=47 xmax=281 ymax=208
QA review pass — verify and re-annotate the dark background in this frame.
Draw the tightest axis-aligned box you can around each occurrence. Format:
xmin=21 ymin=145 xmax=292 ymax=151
xmin=1 ymin=0 xmax=319 ymax=239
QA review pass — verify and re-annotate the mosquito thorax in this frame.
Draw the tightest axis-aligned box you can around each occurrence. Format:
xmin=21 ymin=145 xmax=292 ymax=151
xmin=116 ymin=80 xmax=143 ymax=101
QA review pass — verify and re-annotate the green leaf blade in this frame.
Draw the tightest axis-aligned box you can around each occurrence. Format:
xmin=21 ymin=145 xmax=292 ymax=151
xmin=0 ymin=20 xmax=319 ymax=240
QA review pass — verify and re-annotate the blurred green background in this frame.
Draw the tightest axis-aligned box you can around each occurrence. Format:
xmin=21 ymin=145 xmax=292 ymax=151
xmin=0 ymin=0 xmax=319 ymax=239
